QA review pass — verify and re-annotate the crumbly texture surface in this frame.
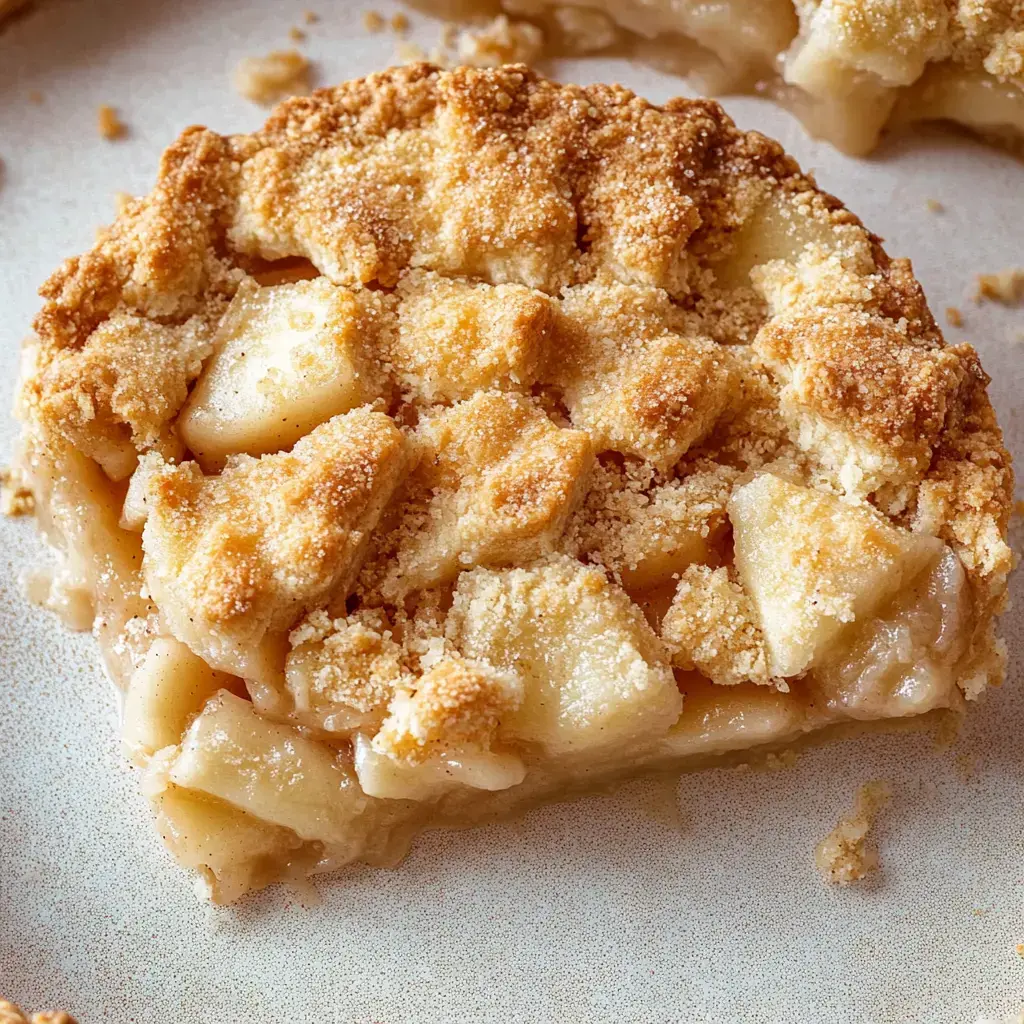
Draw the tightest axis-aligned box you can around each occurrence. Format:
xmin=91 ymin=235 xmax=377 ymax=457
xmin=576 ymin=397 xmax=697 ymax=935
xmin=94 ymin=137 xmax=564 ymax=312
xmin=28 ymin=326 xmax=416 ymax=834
xmin=975 ymin=267 xmax=1024 ymax=304
xmin=14 ymin=65 xmax=1014 ymax=899
xmin=814 ymin=780 xmax=892 ymax=885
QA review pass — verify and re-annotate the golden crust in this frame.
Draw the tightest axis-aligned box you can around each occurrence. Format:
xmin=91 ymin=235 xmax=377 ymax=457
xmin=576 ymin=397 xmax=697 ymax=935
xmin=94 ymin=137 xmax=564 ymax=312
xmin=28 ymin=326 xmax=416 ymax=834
xmin=0 ymin=1003 xmax=76 ymax=1024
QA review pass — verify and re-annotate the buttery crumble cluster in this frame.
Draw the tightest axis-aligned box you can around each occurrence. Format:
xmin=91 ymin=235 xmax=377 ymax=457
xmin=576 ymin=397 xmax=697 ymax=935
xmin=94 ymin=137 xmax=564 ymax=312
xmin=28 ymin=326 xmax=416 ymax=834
xmin=16 ymin=67 xmax=1013 ymax=842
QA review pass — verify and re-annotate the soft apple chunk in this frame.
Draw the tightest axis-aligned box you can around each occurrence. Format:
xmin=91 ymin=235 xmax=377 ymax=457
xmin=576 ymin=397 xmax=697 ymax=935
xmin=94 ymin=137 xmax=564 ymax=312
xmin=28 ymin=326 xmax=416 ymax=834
xmin=177 ymin=277 xmax=390 ymax=471
xmin=123 ymin=636 xmax=240 ymax=760
xmin=153 ymin=784 xmax=306 ymax=905
xmin=169 ymin=691 xmax=369 ymax=847
xmin=729 ymin=473 xmax=942 ymax=678
xmin=447 ymin=556 xmax=682 ymax=758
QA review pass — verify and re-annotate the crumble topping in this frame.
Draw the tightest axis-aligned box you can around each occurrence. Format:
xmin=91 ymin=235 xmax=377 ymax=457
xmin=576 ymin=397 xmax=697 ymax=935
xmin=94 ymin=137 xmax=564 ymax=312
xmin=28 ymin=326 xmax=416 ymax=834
xmin=0 ymin=465 xmax=35 ymax=516
xmin=814 ymin=780 xmax=891 ymax=885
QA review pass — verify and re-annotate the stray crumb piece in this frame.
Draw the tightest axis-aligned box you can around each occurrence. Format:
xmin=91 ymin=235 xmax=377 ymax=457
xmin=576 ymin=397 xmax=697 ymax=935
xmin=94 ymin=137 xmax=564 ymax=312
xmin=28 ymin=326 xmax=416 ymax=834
xmin=0 ymin=1001 xmax=77 ymax=1024
xmin=456 ymin=14 xmax=545 ymax=67
xmin=975 ymin=268 xmax=1024 ymax=306
xmin=814 ymin=780 xmax=891 ymax=887
xmin=391 ymin=11 xmax=409 ymax=33
xmin=946 ymin=306 xmax=963 ymax=328
xmin=1 ymin=466 xmax=35 ymax=517
xmin=303 ymin=9 xmax=318 ymax=23
xmin=96 ymin=104 xmax=126 ymax=141
xmin=27 ymin=89 xmax=43 ymax=104
xmin=289 ymin=26 xmax=307 ymax=42
xmin=440 ymin=22 xmax=458 ymax=47
xmin=363 ymin=10 xmax=385 ymax=32
xmin=1017 ymin=943 xmax=1024 ymax=958
xmin=113 ymin=190 xmax=134 ymax=215
xmin=925 ymin=198 xmax=944 ymax=213
xmin=233 ymin=50 xmax=311 ymax=105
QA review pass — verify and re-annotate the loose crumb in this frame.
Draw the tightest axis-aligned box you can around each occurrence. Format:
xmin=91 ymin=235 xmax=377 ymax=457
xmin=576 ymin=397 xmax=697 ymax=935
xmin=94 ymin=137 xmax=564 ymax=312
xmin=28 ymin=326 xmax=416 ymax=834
xmin=1 ymin=465 xmax=35 ymax=516
xmin=946 ymin=306 xmax=963 ymax=328
xmin=303 ymin=9 xmax=318 ymax=22
xmin=975 ymin=268 xmax=1024 ymax=305
xmin=289 ymin=26 xmax=307 ymax=42
xmin=96 ymin=104 xmax=126 ymax=141
xmin=391 ymin=11 xmax=409 ymax=33
xmin=363 ymin=10 xmax=385 ymax=32
xmin=814 ymin=780 xmax=891 ymax=886
xmin=1016 ymin=943 xmax=1024 ymax=958
xmin=455 ymin=15 xmax=545 ymax=67
xmin=113 ymin=190 xmax=134 ymax=215
xmin=925 ymin=198 xmax=944 ymax=213
xmin=233 ymin=50 xmax=311 ymax=105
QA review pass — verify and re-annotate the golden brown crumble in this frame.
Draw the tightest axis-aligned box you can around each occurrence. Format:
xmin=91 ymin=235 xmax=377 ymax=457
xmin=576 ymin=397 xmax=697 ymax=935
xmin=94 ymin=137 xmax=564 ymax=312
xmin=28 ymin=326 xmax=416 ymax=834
xmin=814 ymin=780 xmax=891 ymax=886
xmin=363 ymin=10 xmax=385 ymax=32
xmin=925 ymin=198 xmax=944 ymax=213
xmin=303 ymin=9 xmax=319 ymax=23
xmin=289 ymin=25 xmax=307 ymax=42
xmin=391 ymin=11 xmax=410 ymax=33
xmin=975 ymin=267 xmax=1024 ymax=305
xmin=946 ymin=305 xmax=964 ymax=327
xmin=96 ymin=104 xmax=126 ymax=141
xmin=455 ymin=15 xmax=545 ymax=67
xmin=233 ymin=50 xmax=312 ymax=105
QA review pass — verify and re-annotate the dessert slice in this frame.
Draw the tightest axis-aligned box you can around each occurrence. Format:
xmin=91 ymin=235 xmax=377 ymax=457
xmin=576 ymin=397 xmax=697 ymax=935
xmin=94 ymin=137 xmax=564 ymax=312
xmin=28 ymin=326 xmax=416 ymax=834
xmin=11 ymin=65 xmax=1013 ymax=903
xmin=425 ymin=0 xmax=1024 ymax=154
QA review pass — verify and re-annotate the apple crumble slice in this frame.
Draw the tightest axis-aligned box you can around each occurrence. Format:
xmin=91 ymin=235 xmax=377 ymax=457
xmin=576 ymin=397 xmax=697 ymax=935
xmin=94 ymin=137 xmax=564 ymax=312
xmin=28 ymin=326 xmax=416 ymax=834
xmin=10 ymin=66 xmax=1012 ymax=903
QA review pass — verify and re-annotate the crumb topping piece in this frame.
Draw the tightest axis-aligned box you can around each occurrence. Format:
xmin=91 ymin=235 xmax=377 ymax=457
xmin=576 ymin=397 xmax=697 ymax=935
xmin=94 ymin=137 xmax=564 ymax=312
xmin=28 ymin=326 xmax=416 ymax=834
xmin=814 ymin=779 xmax=891 ymax=886
xmin=662 ymin=565 xmax=773 ymax=687
xmin=0 ymin=1002 xmax=77 ymax=1024
xmin=378 ymin=392 xmax=593 ymax=597
xmin=139 ymin=408 xmax=407 ymax=679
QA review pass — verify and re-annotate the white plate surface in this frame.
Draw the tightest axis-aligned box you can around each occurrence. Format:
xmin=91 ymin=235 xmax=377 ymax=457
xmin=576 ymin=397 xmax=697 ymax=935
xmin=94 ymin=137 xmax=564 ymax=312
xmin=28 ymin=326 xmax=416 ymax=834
xmin=1 ymin=3 xmax=1023 ymax=1020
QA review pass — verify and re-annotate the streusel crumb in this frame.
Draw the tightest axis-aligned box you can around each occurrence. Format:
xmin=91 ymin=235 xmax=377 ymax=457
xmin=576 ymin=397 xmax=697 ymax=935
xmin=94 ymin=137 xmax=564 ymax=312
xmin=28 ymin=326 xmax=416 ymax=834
xmin=456 ymin=15 xmax=545 ymax=67
xmin=233 ymin=49 xmax=311 ymax=105
xmin=946 ymin=305 xmax=964 ymax=327
xmin=815 ymin=780 xmax=891 ymax=886
xmin=363 ymin=10 xmax=385 ymax=32
xmin=0 ymin=465 xmax=35 ymax=516
xmin=97 ymin=104 xmax=126 ymax=140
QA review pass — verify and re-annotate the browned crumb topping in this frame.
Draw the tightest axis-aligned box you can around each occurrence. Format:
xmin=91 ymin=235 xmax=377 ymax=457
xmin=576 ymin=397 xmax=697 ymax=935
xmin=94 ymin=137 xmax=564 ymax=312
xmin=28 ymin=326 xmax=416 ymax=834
xmin=975 ymin=268 xmax=1024 ymax=305
xmin=303 ymin=9 xmax=319 ymax=23
xmin=289 ymin=25 xmax=307 ymax=42
xmin=363 ymin=10 xmax=385 ymax=32
xmin=391 ymin=11 xmax=410 ymax=33
xmin=925 ymin=198 xmax=944 ymax=213
xmin=96 ymin=104 xmax=126 ymax=141
xmin=1016 ymin=943 xmax=1024 ymax=958
xmin=0 ymin=465 xmax=35 ymax=516
xmin=233 ymin=50 xmax=311 ymax=105
xmin=814 ymin=780 xmax=891 ymax=886
xmin=0 ymin=1002 xmax=77 ymax=1024
xmin=946 ymin=305 xmax=963 ymax=327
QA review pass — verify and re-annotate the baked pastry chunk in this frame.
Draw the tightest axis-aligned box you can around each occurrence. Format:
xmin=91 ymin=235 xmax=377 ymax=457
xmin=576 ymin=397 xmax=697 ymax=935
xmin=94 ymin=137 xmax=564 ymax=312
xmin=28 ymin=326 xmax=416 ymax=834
xmin=431 ymin=0 xmax=1024 ymax=153
xmin=12 ymin=65 xmax=1013 ymax=902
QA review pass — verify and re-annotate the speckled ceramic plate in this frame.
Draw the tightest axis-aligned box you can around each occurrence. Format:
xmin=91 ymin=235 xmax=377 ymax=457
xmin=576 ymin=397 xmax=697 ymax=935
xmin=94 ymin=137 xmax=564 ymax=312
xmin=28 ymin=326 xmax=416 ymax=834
xmin=1 ymin=2 xmax=1023 ymax=1020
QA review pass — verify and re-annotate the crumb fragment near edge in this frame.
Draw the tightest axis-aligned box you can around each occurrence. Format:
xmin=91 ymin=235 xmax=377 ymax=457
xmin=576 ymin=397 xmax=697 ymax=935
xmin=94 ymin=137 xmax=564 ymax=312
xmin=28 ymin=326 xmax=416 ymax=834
xmin=946 ymin=306 xmax=963 ymax=328
xmin=814 ymin=780 xmax=891 ymax=887
xmin=363 ymin=10 xmax=385 ymax=32
xmin=97 ymin=104 xmax=126 ymax=141
xmin=975 ymin=268 xmax=1024 ymax=306
xmin=233 ymin=49 xmax=312 ymax=105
